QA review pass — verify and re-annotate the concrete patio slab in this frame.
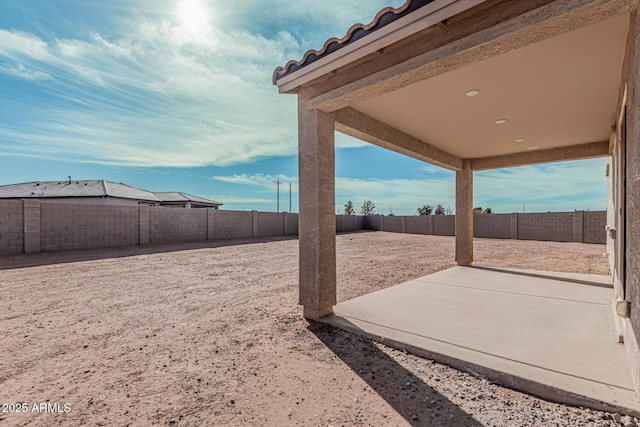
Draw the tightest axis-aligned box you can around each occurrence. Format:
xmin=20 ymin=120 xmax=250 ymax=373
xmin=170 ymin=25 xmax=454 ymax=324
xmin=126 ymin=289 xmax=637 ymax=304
xmin=323 ymin=266 xmax=640 ymax=416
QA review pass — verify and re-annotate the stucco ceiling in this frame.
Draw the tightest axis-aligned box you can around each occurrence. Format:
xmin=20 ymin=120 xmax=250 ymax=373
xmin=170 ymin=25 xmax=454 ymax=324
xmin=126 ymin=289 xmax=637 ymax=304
xmin=352 ymin=13 xmax=629 ymax=159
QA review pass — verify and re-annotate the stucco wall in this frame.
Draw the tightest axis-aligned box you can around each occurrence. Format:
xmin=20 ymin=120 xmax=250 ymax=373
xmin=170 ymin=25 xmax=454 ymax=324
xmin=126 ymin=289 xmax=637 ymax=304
xmin=624 ymin=6 xmax=640 ymax=398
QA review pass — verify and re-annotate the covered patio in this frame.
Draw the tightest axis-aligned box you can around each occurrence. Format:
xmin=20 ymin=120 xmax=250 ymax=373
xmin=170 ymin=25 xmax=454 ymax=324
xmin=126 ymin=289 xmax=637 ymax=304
xmin=326 ymin=266 xmax=640 ymax=415
xmin=274 ymin=0 xmax=640 ymax=413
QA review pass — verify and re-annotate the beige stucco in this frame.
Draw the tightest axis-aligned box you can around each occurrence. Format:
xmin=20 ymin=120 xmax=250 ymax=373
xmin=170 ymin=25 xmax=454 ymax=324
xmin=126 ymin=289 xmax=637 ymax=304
xmin=351 ymin=13 xmax=628 ymax=160
xmin=297 ymin=96 xmax=337 ymax=319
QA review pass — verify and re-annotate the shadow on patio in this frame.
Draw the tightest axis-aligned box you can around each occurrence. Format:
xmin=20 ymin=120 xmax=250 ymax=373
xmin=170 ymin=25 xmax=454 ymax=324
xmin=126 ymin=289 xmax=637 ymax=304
xmin=319 ymin=266 xmax=640 ymax=417
xmin=308 ymin=321 xmax=483 ymax=426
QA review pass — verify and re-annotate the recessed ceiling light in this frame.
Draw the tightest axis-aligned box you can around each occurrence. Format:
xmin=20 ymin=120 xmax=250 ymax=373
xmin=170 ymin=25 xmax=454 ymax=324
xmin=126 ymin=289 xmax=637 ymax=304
xmin=466 ymin=89 xmax=480 ymax=97
xmin=496 ymin=119 xmax=507 ymax=125
xmin=516 ymin=138 xmax=525 ymax=143
xmin=527 ymin=146 xmax=540 ymax=150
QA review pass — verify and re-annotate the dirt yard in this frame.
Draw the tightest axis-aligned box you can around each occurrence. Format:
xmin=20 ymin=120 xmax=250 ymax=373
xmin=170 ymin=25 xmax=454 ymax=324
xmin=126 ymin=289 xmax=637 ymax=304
xmin=0 ymin=232 xmax=637 ymax=426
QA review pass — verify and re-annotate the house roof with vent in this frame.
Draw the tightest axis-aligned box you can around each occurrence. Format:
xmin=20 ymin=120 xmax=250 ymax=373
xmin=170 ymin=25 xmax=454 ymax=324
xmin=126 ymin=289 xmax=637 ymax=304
xmin=153 ymin=192 xmax=222 ymax=207
xmin=0 ymin=181 xmax=222 ymax=206
xmin=0 ymin=180 xmax=160 ymax=201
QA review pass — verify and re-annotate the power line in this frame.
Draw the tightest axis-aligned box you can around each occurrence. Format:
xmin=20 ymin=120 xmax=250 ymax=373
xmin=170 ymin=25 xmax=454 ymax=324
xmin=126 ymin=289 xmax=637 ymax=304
xmin=273 ymin=179 xmax=281 ymax=212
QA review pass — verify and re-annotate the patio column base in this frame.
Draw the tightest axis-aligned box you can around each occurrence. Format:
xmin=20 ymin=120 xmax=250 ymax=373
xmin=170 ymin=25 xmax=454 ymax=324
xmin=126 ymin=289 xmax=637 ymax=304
xmin=303 ymin=305 xmax=334 ymax=320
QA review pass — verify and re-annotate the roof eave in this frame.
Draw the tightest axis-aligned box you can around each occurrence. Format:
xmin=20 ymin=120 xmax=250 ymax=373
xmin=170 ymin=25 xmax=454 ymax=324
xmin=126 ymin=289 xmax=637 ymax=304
xmin=273 ymin=0 xmax=487 ymax=94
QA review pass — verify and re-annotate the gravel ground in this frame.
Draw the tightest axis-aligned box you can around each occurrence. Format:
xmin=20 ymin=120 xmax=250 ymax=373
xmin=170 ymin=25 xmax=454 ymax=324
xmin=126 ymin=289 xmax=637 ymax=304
xmin=0 ymin=231 xmax=638 ymax=426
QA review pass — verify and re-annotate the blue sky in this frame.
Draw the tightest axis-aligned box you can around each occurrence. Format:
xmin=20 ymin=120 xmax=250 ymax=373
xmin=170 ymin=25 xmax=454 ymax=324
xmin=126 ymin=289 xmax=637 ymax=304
xmin=0 ymin=0 xmax=607 ymax=214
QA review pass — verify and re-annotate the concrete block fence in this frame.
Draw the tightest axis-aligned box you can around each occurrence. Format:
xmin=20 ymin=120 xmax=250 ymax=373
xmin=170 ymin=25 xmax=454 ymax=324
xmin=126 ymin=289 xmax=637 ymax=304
xmin=365 ymin=211 xmax=606 ymax=244
xmin=0 ymin=200 xmax=301 ymax=255
xmin=0 ymin=200 xmax=606 ymax=256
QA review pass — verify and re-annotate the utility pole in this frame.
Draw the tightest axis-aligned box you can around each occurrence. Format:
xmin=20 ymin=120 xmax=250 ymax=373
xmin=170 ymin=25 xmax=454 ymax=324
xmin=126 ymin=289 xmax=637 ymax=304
xmin=289 ymin=182 xmax=292 ymax=213
xmin=274 ymin=179 xmax=281 ymax=212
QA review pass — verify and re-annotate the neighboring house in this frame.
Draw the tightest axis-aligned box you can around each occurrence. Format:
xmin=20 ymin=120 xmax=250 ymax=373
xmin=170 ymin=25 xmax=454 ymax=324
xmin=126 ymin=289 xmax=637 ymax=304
xmin=0 ymin=180 xmax=222 ymax=208
xmin=153 ymin=192 xmax=222 ymax=209
xmin=274 ymin=0 xmax=640 ymax=408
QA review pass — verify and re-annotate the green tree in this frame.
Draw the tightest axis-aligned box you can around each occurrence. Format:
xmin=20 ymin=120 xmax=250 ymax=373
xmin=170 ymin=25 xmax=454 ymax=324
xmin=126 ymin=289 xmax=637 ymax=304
xmin=473 ymin=207 xmax=483 ymax=214
xmin=343 ymin=200 xmax=354 ymax=215
xmin=417 ymin=205 xmax=433 ymax=215
xmin=483 ymin=207 xmax=493 ymax=214
xmin=360 ymin=199 xmax=376 ymax=216
xmin=434 ymin=204 xmax=446 ymax=215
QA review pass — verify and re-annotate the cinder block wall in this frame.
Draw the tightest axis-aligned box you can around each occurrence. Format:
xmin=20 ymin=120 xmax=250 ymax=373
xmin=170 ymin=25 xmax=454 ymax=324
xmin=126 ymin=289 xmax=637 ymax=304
xmin=474 ymin=213 xmax=511 ymax=239
xmin=583 ymin=211 xmax=607 ymax=244
xmin=149 ymin=208 xmax=207 ymax=244
xmin=336 ymin=214 xmax=362 ymax=232
xmin=434 ymin=215 xmax=455 ymax=236
xmin=383 ymin=216 xmax=404 ymax=233
xmin=0 ymin=200 xmax=24 ymax=255
xmin=359 ymin=211 xmax=605 ymax=243
xmin=517 ymin=212 xmax=575 ymax=242
xmin=41 ymin=202 xmax=139 ymax=251
xmin=405 ymin=216 xmax=432 ymax=235
xmin=0 ymin=200 xmax=608 ymax=256
xmin=365 ymin=215 xmax=384 ymax=231
xmin=256 ymin=212 xmax=284 ymax=237
xmin=284 ymin=213 xmax=299 ymax=235
xmin=212 ymin=210 xmax=253 ymax=240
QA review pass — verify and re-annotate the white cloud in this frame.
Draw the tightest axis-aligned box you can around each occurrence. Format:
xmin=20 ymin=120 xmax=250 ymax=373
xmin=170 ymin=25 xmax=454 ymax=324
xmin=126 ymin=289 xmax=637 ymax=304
xmin=207 ymin=195 xmax=272 ymax=204
xmin=335 ymin=176 xmax=455 ymax=215
xmin=208 ymin=172 xmax=456 ymax=215
xmin=0 ymin=0 xmax=407 ymax=167
xmin=0 ymin=64 xmax=50 ymax=80
xmin=208 ymin=158 xmax=607 ymax=215
xmin=474 ymin=159 xmax=607 ymax=212
xmin=0 ymin=18 xmax=302 ymax=167
xmin=0 ymin=29 xmax=50 ymax=60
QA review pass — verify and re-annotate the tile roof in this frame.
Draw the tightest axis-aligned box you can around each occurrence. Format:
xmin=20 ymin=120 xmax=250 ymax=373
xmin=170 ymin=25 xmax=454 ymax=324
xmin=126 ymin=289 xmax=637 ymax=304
xmin=0 ymin=180 xmax=160 ymax=202
xmin=273 ymin=0 xmax=435 ymax=84
xmin=154 ymin=192 xmax=222 ymax=206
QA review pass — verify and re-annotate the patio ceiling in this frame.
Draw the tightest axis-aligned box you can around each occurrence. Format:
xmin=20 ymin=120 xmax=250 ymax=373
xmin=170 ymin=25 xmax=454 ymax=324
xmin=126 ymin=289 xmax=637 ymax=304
xmin=351 ymin=13 xmax=629 ymax=161
xmin=276 ymin=0 xmax=634 ymax=171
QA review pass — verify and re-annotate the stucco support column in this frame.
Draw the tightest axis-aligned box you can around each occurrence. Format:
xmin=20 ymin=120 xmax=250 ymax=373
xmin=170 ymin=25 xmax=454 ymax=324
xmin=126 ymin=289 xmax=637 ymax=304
xmin=298 ymin=99 xmax=336 ymax=320
xmin=456 ymin=160 xmax=473 ymax=266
